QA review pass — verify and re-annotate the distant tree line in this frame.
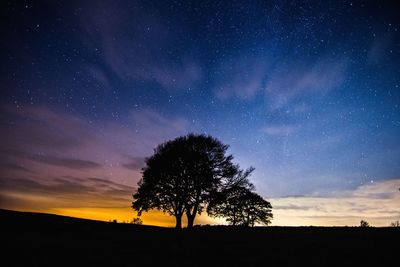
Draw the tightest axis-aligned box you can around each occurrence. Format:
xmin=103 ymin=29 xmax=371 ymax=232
xmin=132 ymin=134 xmax=272 ymax=228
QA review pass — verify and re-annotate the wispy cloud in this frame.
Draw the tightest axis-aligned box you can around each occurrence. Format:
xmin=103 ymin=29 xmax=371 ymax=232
xmin=0 ymin=105 xmax=90 ymax=152
xmin=0 ymin=105 xmax=189 ymax=170
xmin=270 ymin=179 xmax=400 ymax=226
xmin=3 ymin=149 xmax=101 ymax=170
xmin=214 ymin=54 xmax=348 ymax=111
xmin=0 ymin=162 xmax=33 ymax=173
xmin=150 ymin=60 xmax=202 ymax=91
xmin=31 ymin=155 xmax=101 ymax=169
xmin=79 ymin=1 xmax=202 ymax=91
xmin=121 ymin=156 xmax=146 ymax=171
xmin=0 ymin=176 xmax=135 ymax=210
xmin=266 ymin=56 xmax=348 ymax=109
xmin=96 ymin=108 xmax=190 ymax=160
xmin=86 ymin=64 xmax=113 ymax=89
xmin=131 ymin=108 xmax=188 ymax=135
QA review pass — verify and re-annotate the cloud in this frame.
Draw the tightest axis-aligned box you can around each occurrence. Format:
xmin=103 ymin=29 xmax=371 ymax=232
xmin=214 ymin=53 xmax=348 ymax=110
xmin=262 ymin=124 xmax=299 ymax=136
xmin=0 ymin=107 xmax=81 ymax=155
xmin=0 ymin=105 xmax=92 ymax=152
xmin=150 ymin=61 xmax=202 ymax=91
xmin=31 ymin=154 xmax=101 ymax=169
xmin=132 ymin=108 xmax=188 ymax=133
xmin=0 ymin=162 xmax=33 ymax=173
xmin=86 ymin=64 xmax=112 ymax=89
xmin=0 ymin=105 xmax=189 ymax=171
xmin=266 ymin=56 xmax=348 ymax=109
xmin=121 ymin=157 xmax=146 ymax=170
xmin=0 ymin=176 xmax=135 ymax=210
xmin=86 ymin=177 xmax=133 ymax=189
xmin=273 ymin=204 xmax=318 ymax=211
xmin=125 ymin=108 xmax=189 ymax=152
xmin=348 ymin=179 xmax=399 ymax=199
xmin=2 ymin=149 xmax=101 ymax=170
xmin=0 ymin=106 xmax=103 ymax=172
xmin=270 ymin=179 xmax=400 ymax=226
xmin=79 ymin=1 xmax=202 ymax=91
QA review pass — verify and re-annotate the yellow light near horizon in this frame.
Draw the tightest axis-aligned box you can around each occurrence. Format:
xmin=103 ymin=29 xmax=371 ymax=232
xmin=0 ymin=190 xmax=224 ymax=227
xmin=47 ymin=207 xmax=224 ymax=227
xmin=50 ymin=207 xmax=176 ymax=226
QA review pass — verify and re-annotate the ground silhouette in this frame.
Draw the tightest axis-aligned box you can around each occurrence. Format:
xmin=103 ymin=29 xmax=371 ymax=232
xmin=1 ymin=209 xmax=399 ymax=267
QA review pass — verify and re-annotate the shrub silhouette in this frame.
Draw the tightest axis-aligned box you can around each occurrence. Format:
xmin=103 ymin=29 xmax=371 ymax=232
xmin=390 ymin=220 xmax=400 ymax=227
xmin=359 ymin=220 xmax=370 ymax=227
xmin=132 ymin=217 xmax=143 ymax=225
xmin=132 ymin=134 xmax=252 ymax=228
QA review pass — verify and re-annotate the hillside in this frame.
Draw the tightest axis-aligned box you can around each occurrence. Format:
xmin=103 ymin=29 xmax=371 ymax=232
xmin=1 ymin=209 xmax=398 ymax=266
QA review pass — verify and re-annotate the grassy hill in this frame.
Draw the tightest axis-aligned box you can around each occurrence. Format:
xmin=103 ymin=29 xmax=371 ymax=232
xmin=1 ymin=209 xmax=398 ymax=266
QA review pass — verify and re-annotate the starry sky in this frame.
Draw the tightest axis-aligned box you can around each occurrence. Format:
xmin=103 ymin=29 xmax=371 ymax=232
xmin=1 ymin=0 xmax=399 ymax=226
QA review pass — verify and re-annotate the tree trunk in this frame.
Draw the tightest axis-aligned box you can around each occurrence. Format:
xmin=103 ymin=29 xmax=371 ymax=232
xmin=186 ymin=205 xmax=198 ymax=228
xmin=187 ymin=213 xmax=195 ymax=228
xmin=175 ymin=214 xmax=182 ymax=229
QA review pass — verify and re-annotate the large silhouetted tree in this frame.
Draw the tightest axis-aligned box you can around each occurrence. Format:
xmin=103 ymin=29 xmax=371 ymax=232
xmin=208 ymin=179 xmax=273 ymax=226
xmin=132 ymin=134 xmax=240 ymax=228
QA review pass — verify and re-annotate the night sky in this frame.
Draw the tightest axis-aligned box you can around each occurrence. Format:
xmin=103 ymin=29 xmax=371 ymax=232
xmin=1 ymin=0 xmax=399 ymax=226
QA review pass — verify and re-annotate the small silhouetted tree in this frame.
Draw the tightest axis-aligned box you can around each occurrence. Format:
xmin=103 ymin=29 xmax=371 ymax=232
xmin=208 ymin=173 xmax=273 ymax=226
xmin=390 ymin=220 xmax=400 ymax=227
xmin=360 ymin=220 xmax=370 ymax=227
xmin=132 ymin=217 xmax=143 ymax=225
xmin=132 ymin=134 xmax=241 ymax=228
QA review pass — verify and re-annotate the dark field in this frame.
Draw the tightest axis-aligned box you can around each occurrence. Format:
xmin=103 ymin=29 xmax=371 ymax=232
xmin=1 ymin=209 xmax=398 ymax=266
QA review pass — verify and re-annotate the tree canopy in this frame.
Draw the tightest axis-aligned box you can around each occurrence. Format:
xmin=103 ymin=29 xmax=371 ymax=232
xmin=207 ymin=175 xmax=273 ymax=226
xmin=360 ymin=220 xmax=370 ymax=227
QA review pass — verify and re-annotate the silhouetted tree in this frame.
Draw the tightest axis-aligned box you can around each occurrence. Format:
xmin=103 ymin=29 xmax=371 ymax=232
xmin=359 ymin=220 xmax=370 ymax=227
xmin=132 ymin=217 xmax=143 ymax=225
xmin=208 ymin=173 xmax=273 ymax=226
xmin=132 ymin=134 xmax=240 ymax=228
xmin=390 ymin=220 xmax=400 ymax=227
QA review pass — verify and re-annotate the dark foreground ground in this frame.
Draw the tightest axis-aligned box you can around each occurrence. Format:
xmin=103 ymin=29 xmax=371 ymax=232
xmin=1 ymin=209 xmax=398 ymax=266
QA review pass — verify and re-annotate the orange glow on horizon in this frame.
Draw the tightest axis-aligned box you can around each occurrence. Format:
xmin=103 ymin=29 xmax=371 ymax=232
xmin=4 ymin=206 xmax=224 ymax=227
xmin=52 ymin=208 xmax=224 ymax=226
xmin=53 ymin=207 xmax=178 ymax=226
